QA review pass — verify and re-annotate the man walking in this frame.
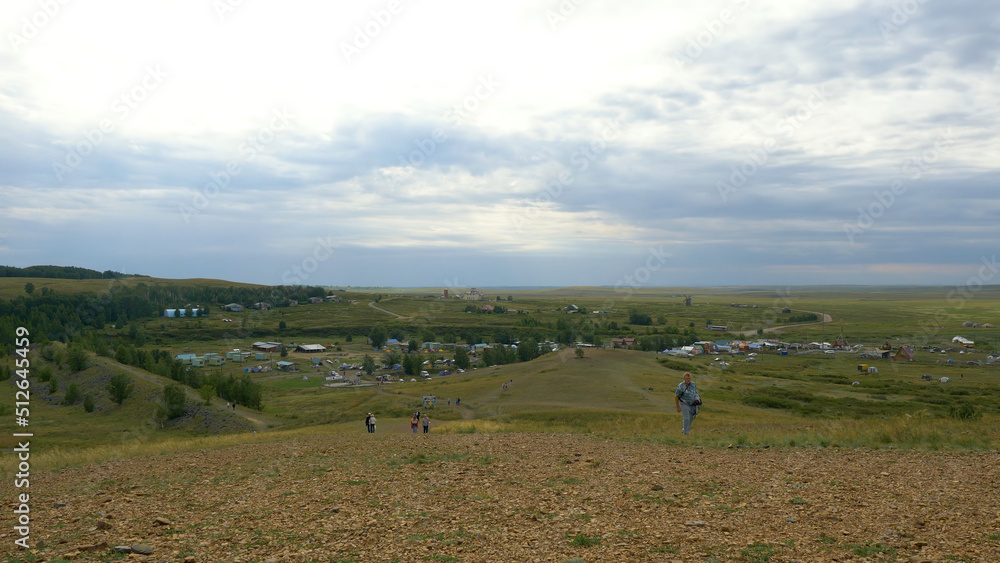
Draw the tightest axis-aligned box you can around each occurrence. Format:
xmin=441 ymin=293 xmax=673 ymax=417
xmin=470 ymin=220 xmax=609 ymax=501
xmin=674 ymin=372 xmax=700 ymax=435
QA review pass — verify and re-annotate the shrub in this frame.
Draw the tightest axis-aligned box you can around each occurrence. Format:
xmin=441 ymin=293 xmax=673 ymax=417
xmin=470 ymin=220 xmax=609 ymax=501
xmin=107 ymin=373 xmax=135 ymax=406
xmin=62 ymin=383 xmax=81 ymax=405
xmin=949 ymin=402 xmax=982 ymax=420
xmin=164 ymin=384 xmax=187 ymax=419
xmin=83 ymin=393 xmax=95 ymax=413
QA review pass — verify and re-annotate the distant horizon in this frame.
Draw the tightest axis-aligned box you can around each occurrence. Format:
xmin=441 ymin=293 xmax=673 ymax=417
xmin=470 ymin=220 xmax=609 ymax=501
xmin=3 ymin=263 xmax=995 ymax=292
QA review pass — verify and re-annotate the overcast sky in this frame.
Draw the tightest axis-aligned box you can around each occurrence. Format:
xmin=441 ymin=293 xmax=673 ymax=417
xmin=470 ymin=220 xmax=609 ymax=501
xmin=1 ymin=0 xmax=998 ymax=288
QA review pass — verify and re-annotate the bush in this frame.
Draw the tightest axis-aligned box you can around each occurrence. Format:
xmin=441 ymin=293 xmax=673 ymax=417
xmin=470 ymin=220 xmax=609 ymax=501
xmin=949 ymin=402 xmax=982 ymax=420
xmin=62 ymin=383 xmax=81 ymax=405
xmin=107 ymin=373 xmax=135 ymax=406
xmin=36 ymin=365 xmax=53 ymax=382
xmin=164 ymin=384 xmax=187 ymax=419
xmin=83 ymin=393 xmax=95 ymax=413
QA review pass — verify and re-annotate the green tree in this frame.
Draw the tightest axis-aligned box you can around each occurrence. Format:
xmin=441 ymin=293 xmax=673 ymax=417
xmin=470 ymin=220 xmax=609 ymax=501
xmin=369 ymin=326 xmax=388 ymax=349
xmin=83 ymin=393 xmax=95 ymax=413
xmin=163 ymin=384 xmax=186 ymax=419
xmin=154 ymin=403 xmax=168 ymax=429
xmin=402 ymin=353 xmax=418 ymax=375
xmin=24 ymin=282 xmax=35 ymax=294
xmin=280 ymin=347 xmax=288 ymax=358
xmin=62 ymin=382 xmax=81 ymax=405
xmin=408 ymin=339 xmax=418 ymax=352
xmin=383 ymin=349 xmax=401 ymax=368
xmin=629 ymin=310 xmax=652 ymax=325
xmin=517 ymin=338 xmax=539 ymax=363
xmin=279 ymin=320 xmax=287 ymax=331
xmin=198 ymin=384 xmax=216 ymax=406
xmin=67 ymin=346 xmax=89 ymax=372
xmin=575 ymin=347 xmax=585 ymax=360
xmin=362 ymin=354 xmax=377 ymax=376
xmin=49 ymin=377 xmax=58 ymax=394
xmin=453 ymin=347 xmax=471 ymax=370
xmin=107 ymin=372 xmax=135 ymax=406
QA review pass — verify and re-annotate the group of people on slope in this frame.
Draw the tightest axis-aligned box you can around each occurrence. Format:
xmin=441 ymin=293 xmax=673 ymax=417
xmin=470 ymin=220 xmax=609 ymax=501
xmin=362 ymin=377 xmax=699 ymax=436
xmin=410 ymin=412 xmax=430 ymax=433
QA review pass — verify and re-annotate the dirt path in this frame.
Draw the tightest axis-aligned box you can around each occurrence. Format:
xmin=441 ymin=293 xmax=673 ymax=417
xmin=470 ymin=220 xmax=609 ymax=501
xmin=738 ymin=309 xmax=834 ymax=337
xmin=368 ymin=300 xmax=409 ymax=318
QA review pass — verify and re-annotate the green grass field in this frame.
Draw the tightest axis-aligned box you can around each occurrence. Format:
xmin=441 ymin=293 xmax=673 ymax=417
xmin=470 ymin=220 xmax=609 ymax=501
xmin=3 ymin=281 xmax=1000 ymax=469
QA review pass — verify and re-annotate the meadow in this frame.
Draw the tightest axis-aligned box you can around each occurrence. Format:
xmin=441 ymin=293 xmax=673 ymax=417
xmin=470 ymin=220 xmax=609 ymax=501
xmin=3 ymin=280 xmax=1000 ymax=471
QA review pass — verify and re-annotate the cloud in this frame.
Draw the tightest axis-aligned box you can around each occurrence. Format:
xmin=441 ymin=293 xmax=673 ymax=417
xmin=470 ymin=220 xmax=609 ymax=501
xmin=0 ymin=0 xmax=998 ymax=286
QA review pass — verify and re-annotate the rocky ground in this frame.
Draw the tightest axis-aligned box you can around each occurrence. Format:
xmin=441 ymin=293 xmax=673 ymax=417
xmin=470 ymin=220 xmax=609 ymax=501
xmin=5 ymin=433 xmax=1000 ymax=562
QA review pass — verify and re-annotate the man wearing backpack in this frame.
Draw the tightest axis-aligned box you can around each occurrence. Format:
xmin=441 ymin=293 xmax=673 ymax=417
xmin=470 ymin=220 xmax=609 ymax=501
xmin=674 ymin=372 xmax=701 ymax=435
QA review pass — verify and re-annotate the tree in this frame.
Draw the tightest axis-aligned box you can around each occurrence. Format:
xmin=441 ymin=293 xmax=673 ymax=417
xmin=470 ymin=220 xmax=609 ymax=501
xmin=402 ymin=353 xmax=418 ymax=375
xmin=24 ymin=282 xmax=34 ymax=295
xmin=383 ymin=349 xmax=401 ymax=368
xmin=83 ymin=393 xmax=95 ymax=413
xmin=163 ymin=384 xmax=186 ymax=419
xmin=369 ymin=326 xmax=388 ymax=350
xmin=629 ymin=310 xmax=652 ymax=325
xmin=107 ymin=372 xmax=135 ymax=406
xmin=62 ymin=382 xmax=81 ymax=405
xmin=67 ymin=346 xmax=89 ymax=372
xmin=154 ymin=403 xmax=168 ymax=429
xmin=408 ymin=339 xmax=418 ymax=352
xmin=198 ymin=384 xmax=216 ymax=405
xmin=575 ymin=348 xmax=586 ymax=360
xmin=454 ymin=347 xmax=471 ymax=370
xmin=517 ymin=338 xmax=539 ymax=363
xmin=49 ymin=377 xmax=58 ymax=394
xmin=279 ymin=320 xmax=286 ymax=331
xmin=280 ymin=347 xmax=288 ymax=358
xmin=362 ymin=354 xmax=377 ymax=376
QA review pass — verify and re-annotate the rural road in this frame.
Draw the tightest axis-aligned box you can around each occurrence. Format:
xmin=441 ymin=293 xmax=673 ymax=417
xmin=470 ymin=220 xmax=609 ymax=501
xmin=737 ymin=309 xmax=833 ymax=337
xmin=368 ymin=301 xmax=408 ymax=318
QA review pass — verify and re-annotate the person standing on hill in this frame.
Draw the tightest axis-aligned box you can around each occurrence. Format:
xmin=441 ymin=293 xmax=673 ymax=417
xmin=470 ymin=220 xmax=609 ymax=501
xmin=422 ymin=415 xmax=430 ymax=434
xmin=365 ymin=413 xmax=372 ymax=433
xmin=369 ymin=413 xmax=377 ymax=433
xmin=674 ymin=372 xmax=700 ymax=435
xmin=411 ymin=413 xmax=419 ymax=434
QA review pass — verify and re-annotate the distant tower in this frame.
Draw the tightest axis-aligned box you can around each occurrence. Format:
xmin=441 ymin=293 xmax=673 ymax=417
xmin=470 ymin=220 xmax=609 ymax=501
xmin=443 ymin=288 xmax=449 ymax=299
xmin=684 ymin=295 xmax=692 ymax=306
